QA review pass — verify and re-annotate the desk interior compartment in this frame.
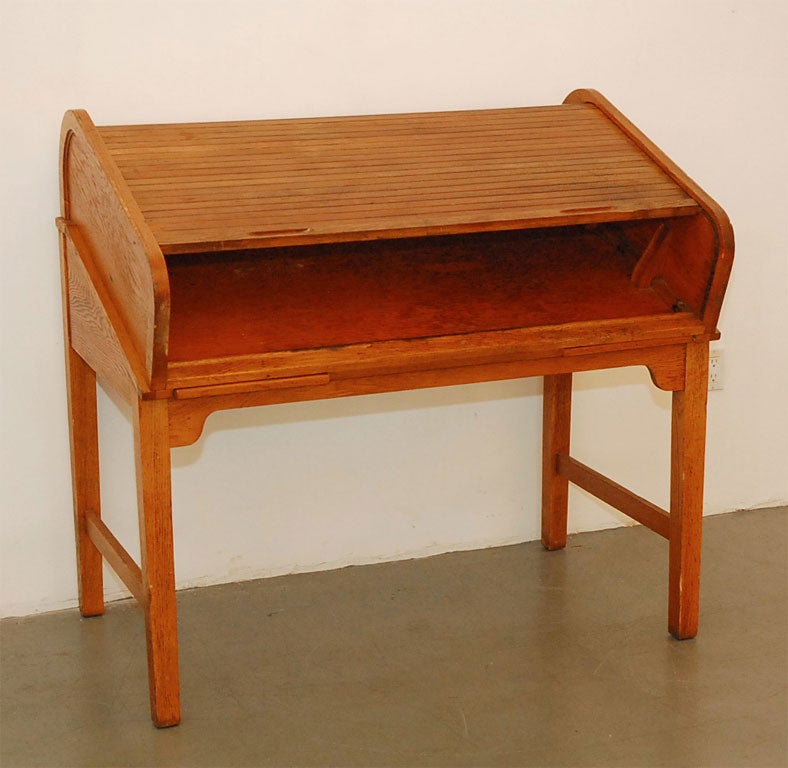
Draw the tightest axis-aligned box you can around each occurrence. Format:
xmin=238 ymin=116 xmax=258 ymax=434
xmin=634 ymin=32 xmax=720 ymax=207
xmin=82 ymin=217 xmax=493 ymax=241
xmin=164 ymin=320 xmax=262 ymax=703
xmin=165 ymin=218 xmax=691 ymax=365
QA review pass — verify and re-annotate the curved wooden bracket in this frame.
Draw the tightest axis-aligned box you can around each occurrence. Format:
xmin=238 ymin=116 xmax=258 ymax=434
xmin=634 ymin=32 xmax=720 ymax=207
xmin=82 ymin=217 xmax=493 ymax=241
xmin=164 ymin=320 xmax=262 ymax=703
xmin=647 ymin=359 xmax=685 ymax=392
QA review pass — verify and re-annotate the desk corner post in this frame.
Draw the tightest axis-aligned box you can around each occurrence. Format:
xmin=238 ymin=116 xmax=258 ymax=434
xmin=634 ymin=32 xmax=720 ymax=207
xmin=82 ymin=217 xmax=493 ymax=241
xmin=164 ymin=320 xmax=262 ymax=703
xmin=134 ymin=397 xmax=181 ymax=727
xmin=668 ymin=341 xmax=709 ymax=639
xmin=541 ymin=373 xmax=573 ymax=550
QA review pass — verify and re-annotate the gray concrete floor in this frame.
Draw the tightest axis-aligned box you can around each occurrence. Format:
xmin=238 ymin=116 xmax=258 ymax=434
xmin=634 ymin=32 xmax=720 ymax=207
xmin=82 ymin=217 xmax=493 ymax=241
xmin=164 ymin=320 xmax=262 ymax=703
xmin=1 ymin=507 xmax=786 ymax=768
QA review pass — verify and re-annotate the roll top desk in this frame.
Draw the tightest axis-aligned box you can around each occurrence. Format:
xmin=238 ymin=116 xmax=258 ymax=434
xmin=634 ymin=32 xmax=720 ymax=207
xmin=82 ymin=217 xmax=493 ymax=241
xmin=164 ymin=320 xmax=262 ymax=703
xmin=58 ymin=89 xmax=733 ymax=726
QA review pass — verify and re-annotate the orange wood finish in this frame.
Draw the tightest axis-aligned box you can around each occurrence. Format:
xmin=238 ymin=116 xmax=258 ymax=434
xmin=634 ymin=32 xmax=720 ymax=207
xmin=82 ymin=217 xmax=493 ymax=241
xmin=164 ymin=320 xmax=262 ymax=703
xmin=85 ymin=511 xmax=144 ymax=605
xmin=541 ymin=374 xmax=572 ymax=550
xmin=557 ymin=455 xmax=671 ymax=539
xmin=61 ymin=238 xmax=104 ymax=617
xmin=96 ymin=105 xmax=698 ymax=254
xmin=60 ymin=222 xmax=141 ymax=404
xmin=60 ymin=111 xmax=169 ymax=389
xmin=134 ymin=398 xmax=180 ymax=727
xmin=669 ymin=341 xmax=710 ymax=639
xmin=58 ymin=90 xmax=733 ymax=726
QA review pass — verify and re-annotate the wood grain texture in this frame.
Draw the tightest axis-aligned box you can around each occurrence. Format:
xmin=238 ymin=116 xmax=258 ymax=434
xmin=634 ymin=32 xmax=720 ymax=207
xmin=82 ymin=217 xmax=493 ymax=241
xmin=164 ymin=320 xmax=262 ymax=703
xmin=669 ymin=341 xmax=709 ymax=639
xmin=61 ymin=235 xmax=104 ymax=617
xmin=164 ymin=314 xmax=698 ymax=394
xmin=134 ymin=398 xmax=180 ymax=727
xmin=646 ymin=214 xmax=716 ymax=319
xmin=167 ymin=344 xmax=687 ymax=448
xmin=62 ymin=223 xmax=142 ymax=403
xmin=174 ymin=373 xmax=330 ymax=399
xmin=96 ymin=104 xmax=699 ymax=254
xmin=541 ymin=374 xmax=572 ymax=550
xmin=85 ymin=511 xmax=145 ymax=605
xmin=59 ymin=92 xmax=733 ymax=724
xmin=557 ymin=455 xmax=670 ymax=538
xmin=60 ymin=111 xmax=170 ymax=389
xmin=565 ymin=89 xmax=734 ymax=333
xmin=165 ymin=227 xmax=672 ymax=362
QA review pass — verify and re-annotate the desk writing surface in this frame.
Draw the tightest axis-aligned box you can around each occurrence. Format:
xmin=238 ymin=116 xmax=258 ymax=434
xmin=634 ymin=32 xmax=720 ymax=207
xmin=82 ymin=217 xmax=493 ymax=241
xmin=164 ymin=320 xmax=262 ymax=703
xmin=165 ymin=227 xmax=677 ymax=362
xmin=96 ymin=104 xmax=699 ymax=254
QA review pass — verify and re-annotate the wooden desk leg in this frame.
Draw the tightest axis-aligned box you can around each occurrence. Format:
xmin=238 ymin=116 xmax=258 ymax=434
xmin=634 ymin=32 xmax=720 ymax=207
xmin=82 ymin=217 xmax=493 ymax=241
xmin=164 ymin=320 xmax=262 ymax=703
xmin=669 ymin=342 xmax=709 ymax=639
xmin=64 ymin=344 xmax=104 ymax=617
xmin=542 ymin=373 xmax=573 ymax=550
xmin=134 ymin=398 xmax=181 ymax=727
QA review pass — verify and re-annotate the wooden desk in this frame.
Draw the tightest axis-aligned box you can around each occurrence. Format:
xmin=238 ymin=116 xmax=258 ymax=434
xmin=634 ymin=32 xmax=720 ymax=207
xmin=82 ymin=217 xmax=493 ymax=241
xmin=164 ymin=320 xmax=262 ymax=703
xmin=58 ymin=89 xmax=733 ymax=727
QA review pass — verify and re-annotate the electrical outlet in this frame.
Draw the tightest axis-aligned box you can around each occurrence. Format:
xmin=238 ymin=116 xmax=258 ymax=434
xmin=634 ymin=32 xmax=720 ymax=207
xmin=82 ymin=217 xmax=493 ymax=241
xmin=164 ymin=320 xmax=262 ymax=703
xmin=709 ymin=350 xmax=723 ymax=391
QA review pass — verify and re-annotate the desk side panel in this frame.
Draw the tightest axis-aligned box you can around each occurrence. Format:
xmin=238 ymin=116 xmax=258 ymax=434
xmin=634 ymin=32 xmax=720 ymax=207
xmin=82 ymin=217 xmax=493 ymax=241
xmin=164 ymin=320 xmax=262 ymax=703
xmin=60 ymin=110 xmax=170 ymax=390
xmin=564 ymin=89 xmax=734 ymax=333
xmin=61 ymin=223 xmax=143 ymax=402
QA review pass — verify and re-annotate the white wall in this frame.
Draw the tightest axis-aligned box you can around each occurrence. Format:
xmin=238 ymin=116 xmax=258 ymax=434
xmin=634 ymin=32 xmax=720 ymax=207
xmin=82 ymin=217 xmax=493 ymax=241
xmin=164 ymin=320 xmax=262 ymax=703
xmin=1 ymin=0 xmax=786 ymax=617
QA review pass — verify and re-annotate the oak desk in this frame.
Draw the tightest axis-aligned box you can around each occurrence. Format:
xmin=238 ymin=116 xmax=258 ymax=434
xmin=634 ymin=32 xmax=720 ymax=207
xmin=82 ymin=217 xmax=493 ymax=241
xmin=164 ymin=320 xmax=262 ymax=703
xmin=58 ymin=89 xmax=733 ymax=726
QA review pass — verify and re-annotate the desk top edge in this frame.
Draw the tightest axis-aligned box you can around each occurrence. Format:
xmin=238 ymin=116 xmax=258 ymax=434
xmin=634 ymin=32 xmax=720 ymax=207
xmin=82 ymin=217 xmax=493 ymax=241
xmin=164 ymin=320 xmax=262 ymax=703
xmin=93 ymin=103 xmax=589 ymax=134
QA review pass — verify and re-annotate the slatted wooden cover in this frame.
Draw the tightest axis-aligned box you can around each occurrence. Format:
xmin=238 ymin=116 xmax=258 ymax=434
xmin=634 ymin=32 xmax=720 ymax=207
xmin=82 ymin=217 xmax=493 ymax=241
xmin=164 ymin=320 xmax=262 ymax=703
xmin=97 ymin=104 xmax=699 ymax=255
